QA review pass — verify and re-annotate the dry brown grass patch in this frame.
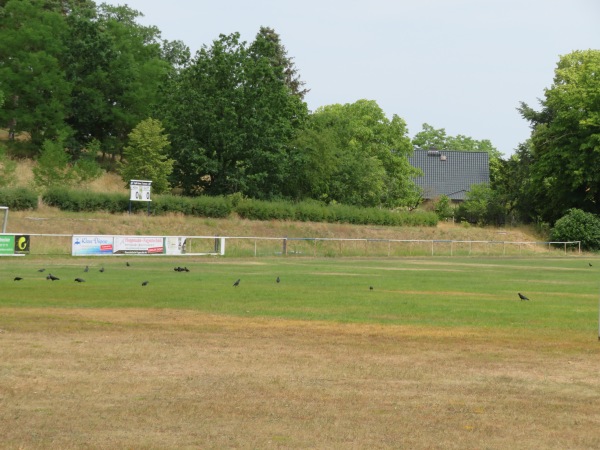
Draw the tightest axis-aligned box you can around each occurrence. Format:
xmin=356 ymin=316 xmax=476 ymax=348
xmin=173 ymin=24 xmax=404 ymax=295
xmin=1 ymin=308 xmax=599 ymax=449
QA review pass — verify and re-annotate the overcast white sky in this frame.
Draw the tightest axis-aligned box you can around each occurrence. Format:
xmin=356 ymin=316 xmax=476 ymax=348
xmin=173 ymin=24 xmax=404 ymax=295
xmin=103 ymin=0 xmax=599 ymax=157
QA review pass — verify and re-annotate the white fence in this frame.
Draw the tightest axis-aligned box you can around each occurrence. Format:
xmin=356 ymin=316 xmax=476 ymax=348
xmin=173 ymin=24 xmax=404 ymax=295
xmin=0 ymin=233 xmax=582 ymax=257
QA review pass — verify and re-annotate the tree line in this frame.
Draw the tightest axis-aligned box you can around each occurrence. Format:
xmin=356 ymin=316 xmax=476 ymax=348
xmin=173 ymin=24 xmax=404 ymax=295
xmin=1 ymin=1 xmax=599 ymax=228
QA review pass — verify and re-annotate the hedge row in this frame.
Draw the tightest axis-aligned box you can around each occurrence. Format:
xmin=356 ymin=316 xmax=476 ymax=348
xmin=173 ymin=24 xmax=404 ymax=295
xmin=40 ymin=188 xmax=438 ymax=227
xmin=235 ymin=198 xmax=438 ymax=227
xmin=42 ymin=188 xmax=232 ymax=218
xmin=0 ymin=187 xmax=38 ymax=210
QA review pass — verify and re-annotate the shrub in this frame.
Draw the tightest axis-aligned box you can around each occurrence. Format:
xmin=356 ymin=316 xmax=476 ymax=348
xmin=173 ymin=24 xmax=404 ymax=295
xmin=550 ymin=208 xmax=600 ymax=251
xmin=0 ymin=187 xmax=38 ymax=210
xmin=434 ymin=195 xmax=454 ymax=221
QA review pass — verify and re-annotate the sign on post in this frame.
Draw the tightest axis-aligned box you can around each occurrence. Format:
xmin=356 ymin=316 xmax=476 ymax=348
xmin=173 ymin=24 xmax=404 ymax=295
xmin=129 ymin=180 xmax=152 ymax=215
xmin=130 ymin=180 xmax=152 ymax=202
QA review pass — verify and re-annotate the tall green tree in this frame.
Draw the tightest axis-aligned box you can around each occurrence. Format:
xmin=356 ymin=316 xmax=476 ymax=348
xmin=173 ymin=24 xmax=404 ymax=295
xmin=161 ymin=30 xmax=308 ymax=197
xmin=250 ymin=26 xmax=309 ymax=100
xmin=78 ymin=4 xmax=171 ymax=159
xmin=0 ymin=0 xmax=72 ymax=147
xmin=120 ymin=118 xmax=173 ymax=194
xmin=519 ymin=49 xmax=600 ymax=222
xmin=289 ymin=100 xmax=421 ymax=208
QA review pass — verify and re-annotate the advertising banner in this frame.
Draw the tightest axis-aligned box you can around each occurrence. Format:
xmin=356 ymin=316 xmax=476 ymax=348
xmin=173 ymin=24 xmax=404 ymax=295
xmin=165 ymin=236 xmax=187 ymax=255
xmin=113 ymin=236 xmax=164 ymax=255
xmin=72 ymin=235 xmax=114 ymax=256
xmin=14 ymin=235 xmax=30 ymax=254
xmin=0 ymin=235 xmax=15 ymax=255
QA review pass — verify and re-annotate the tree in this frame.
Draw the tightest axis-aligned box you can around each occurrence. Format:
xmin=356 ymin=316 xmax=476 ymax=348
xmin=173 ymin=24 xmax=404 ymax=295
xmin=120 ymin=118 xmax=173 ymax=194
xmin=519 ymin=50 xmax=600 ymax=223
xmin=289 ymin=100 xmax=421 ymax=208
xmin=32 ymin=136 xmax=74 ymax=189
xmin=66 ymin=4 xmax=171 ymax=159
xmin=455 ymin=183 xmax=504 ymax=225
xmin=161 ymin=31 xmax=308 ymax=197
xmin=491 ymin=140 xmax=536 ymax=223
xmin=0 ymin=0 xmax=72 ymax=147
xmin=250 ymin=26 xmax=309 ymax=100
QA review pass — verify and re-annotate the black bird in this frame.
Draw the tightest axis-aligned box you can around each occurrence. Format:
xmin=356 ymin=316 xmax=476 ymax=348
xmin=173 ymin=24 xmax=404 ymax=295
xmin=84 ymin=265 xmax=89 ymax=273
xmin=141 ymin=281 xmax=149 ymax=286
xmin=99 ymin=266 xmax=105 ymax=273
xmin=589 ymin=263 xmax=593 ymax=267
xmin=276 ymin=276 xmax=280 ymax=283
xmin=369 ymin=286 xmax=373 ymax=291
xmin=74 ymin=278 xmax=85 ymax=283
xmin=183 ymin=267 xmax=189 ymax=272
xmin=47 ymin=273 xmax=59 ymax=281
xmin=518 ymin=292 xmax=530 ymax=301
xmin=14 ymin=276 xmax=23 ymax=281
xmin=126 ymin=261 xmax=130 ymax=267
xmin=37 ymin=268 xmax=45 ymax=273
xmin=233 ymin=279 xmax=240 ymax=287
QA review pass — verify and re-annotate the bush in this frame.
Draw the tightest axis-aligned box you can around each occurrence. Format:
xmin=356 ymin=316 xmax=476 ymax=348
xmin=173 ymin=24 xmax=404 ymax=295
xmin=44 ymin=188 xmax=130 ymax=213
xmin=43 ymin=188 xmax=232 ymax=218
xmin=41 ymin=187 xmax=439 ymax=227
xmin=550 ymin=208 xmax=600 ymax=251
xmin=434 ymin=195 xmax=454 ymax=221
xmin=0 ymin=187 xmax=38 ymax=210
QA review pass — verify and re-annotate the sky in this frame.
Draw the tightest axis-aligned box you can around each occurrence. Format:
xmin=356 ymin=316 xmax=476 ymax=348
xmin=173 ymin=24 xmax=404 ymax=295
xmin=102 ymin=0 xmax=600 ymax=157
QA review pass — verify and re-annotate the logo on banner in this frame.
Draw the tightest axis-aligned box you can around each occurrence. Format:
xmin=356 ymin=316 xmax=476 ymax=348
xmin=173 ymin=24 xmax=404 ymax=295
xmin=14 ymin=235 xmax=30 ymax=253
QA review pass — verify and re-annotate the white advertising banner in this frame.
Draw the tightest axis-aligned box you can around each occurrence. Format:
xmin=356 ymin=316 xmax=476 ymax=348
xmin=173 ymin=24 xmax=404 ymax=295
xmin=113 ymin=236 xmax=165 ymax=255
xmin=165 ymin=236 xmax=187 ymax=255
xmin=72 ymin=235 xmax=114 ymax=256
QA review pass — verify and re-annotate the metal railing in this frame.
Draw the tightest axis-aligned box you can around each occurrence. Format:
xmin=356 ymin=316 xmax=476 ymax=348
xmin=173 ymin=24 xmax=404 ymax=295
xmin=1 ymin=233 xmax=580 ymax=258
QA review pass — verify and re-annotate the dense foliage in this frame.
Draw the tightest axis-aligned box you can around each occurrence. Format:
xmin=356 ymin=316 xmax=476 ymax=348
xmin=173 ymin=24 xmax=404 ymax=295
xmin=550 ymin=208 xmax=600 ymax=251
xmin=160 ymin=30 xmax=308 ymax=198
xmin=1 ymin=1 xmax=598 ymax=229
xmin=287 ymin=100 xmax=421 ymax=208
xmin=120 ymin=118 xmax=173 ymax=194
xmin=0 ymin=187 xmax=38 ymax=210
xmin=41 ymin=188 xmax=437 ymax=226
xmin=518 ymin=50 xmax=600 ymax=223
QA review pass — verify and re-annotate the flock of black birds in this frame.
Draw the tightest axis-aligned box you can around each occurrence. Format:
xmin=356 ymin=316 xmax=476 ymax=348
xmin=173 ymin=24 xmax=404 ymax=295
xmin=9 ymin=261 xmax=281 ymax=288
xmin=10 ymin=261 xmax=595 ymax=299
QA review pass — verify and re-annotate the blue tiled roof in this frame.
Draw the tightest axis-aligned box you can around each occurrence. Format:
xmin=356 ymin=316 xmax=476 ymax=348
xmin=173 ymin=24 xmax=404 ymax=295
xmin=408 ymin=150 xmax=490 ymax=201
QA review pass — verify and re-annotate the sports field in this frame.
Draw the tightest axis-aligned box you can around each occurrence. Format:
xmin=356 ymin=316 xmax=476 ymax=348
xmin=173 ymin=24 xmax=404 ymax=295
xmin=1 ymin=255 xmax=600 ymax=448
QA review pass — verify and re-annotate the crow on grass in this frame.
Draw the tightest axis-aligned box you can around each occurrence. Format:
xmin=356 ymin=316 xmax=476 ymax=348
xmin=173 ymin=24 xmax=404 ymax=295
xmin=47 ymin=273 xmax=59 ymax=281
xmin=14 ymin=277 xmax=23 ymax=281
xmin=74 ymin=278 xmax=85 ymax=283
xmin=233 ymin=279 xmax=240 ymax=287
xmin=518 ymin=292 xmax=530 ymax=301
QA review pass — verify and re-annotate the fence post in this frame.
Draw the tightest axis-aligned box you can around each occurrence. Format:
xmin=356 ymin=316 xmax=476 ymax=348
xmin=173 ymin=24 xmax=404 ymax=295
xmin=283 ymin=237 xmax=287 ymax=256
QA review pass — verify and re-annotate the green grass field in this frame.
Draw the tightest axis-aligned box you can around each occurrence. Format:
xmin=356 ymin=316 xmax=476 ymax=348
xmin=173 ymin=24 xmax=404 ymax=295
xmin=2 ymin=255 xmax=599 ymax=335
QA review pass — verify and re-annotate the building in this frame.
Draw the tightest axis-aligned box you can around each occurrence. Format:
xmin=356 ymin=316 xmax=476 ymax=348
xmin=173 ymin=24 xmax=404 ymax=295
xmin=408 ymin=149 xmax=490 ymax=201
